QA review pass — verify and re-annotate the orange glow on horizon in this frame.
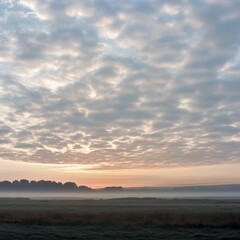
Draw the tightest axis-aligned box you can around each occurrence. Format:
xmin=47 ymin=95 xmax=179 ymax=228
xmin=0 ymin=159 xmax=240 ymax=188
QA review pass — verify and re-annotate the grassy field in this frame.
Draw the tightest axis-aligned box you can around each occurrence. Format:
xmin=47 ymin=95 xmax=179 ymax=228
xmin=0 ymin=198 xmax=239 ymax=239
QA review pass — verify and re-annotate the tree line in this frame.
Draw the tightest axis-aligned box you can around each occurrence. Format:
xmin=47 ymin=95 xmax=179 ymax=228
xmin=0 ymin=180 xmax=123 ymax=192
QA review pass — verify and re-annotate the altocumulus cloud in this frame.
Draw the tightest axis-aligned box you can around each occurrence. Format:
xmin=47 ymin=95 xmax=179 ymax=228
xmin=0 ymin=0 xmax=240 ymax=169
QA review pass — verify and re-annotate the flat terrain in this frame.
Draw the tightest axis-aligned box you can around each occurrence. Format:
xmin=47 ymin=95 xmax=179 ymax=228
xmin=0 ymin=198 xmax=239 ymax=239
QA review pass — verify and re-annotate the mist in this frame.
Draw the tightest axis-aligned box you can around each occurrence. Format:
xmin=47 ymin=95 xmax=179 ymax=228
xmin=1 ymin=189 xmax=240 ymax=200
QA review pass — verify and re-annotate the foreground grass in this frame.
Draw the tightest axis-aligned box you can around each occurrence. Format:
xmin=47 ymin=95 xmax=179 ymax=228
xmin=0 ymin=198 xmax=240 ymax=227
xmin=0 ymin=224 xmax=240 ymax=240
xmin=0 ymin=198 xmax=239 ymax=239
xmin=0 ymin=209 xmax=240 ymax=228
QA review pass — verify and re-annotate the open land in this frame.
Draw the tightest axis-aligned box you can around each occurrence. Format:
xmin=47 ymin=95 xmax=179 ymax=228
xmin=0 ymin=198 xmax=239 ymax=239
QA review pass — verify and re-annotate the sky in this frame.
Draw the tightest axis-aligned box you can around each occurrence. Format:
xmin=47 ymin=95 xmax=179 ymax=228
xmin=0 ymin=0 xmax=240 ymax=188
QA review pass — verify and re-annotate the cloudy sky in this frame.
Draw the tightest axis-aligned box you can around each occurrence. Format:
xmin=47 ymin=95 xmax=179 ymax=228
xmin=0 ymin=0 xmax=240 ymax=187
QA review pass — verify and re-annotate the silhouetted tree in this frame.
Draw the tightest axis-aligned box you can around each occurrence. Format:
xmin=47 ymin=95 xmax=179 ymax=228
xmin=102 ymin=186 xmax=123 ymax=192
xmin=0 ymin=181 xmax=11 ymax=190
xmin=0 ymin=180 xmax=122 ymax=192
xmin=63 ymin=182 xmax=78 ymax=191
xmin=79 ymin=185 xmax=93 ymax=191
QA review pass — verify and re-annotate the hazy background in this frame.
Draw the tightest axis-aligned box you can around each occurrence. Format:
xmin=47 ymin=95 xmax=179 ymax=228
xmin=1 ymin=189 xmax=240 ymax=200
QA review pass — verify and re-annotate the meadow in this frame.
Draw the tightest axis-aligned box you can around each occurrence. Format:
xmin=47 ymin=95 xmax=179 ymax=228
xmin=0 ymin=198 xmax=239 ymax=239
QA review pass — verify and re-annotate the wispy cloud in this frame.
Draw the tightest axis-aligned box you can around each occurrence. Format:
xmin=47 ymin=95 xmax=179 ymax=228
xmin=0 ymin=0 xmax=240 ymax=169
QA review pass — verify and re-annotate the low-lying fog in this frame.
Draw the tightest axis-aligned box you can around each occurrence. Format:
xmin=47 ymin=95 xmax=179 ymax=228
xmin=0 ymin=190 xmax=240 ymax=200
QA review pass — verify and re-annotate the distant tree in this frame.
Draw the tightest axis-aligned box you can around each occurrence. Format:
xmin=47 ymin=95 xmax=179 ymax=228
xmin=0 ymin=181 xmax=11 ymax=190
xmin=19 ymin=179 xmax=30 ymax=190
xmin=79 ymin=185 xmax=93 ymax=191
xmin=63 ymin=182 xmax=78 ymax=191
xmin=19 ymin=179 xmax=29 ymax=185
xmin=102 ymin=186 xmax=123 ymax=192
xmin=11 ymin=180 xmax=20 ymax=190
xmin=0 ymin=179 xmax=93 ymax=192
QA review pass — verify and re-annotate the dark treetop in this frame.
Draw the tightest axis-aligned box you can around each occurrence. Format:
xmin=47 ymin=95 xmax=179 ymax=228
xmin=0 ymin=180 xmax=123 ymax=192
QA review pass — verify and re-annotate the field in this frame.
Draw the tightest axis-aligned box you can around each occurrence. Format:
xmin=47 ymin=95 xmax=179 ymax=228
xmin=0 ymin=198 xmax=240 ymax=239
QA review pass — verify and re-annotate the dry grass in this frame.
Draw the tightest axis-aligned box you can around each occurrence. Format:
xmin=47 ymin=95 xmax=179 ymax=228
xmin=0 ymin=198 xmax=239 ymax=229
xmin=0 ymin=209 xmax=239 ymax=228
xmin=0 ymin=199 xmax=240 ymax=239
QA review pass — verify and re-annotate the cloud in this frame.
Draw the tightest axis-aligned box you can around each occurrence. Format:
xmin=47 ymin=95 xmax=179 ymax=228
xmin=0 ymin=0 xmax=239 ymax=169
